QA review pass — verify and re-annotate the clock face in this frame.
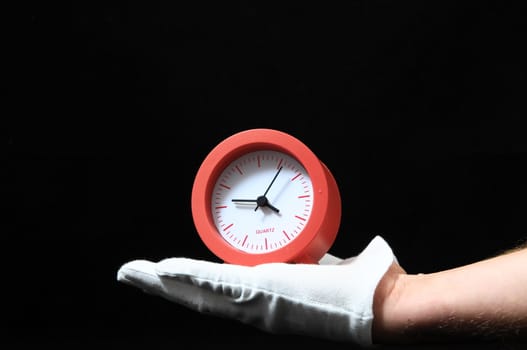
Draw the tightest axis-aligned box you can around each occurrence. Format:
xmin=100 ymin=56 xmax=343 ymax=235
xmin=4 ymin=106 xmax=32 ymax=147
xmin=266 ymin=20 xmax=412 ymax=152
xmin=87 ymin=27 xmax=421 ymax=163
xmin=210 ymin=150 xmax=313 ymax=254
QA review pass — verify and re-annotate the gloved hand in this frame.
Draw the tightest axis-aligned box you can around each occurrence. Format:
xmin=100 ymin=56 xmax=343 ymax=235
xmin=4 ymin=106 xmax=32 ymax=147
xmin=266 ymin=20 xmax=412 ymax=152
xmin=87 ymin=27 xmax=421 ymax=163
xmin=117 ymin=235 xmax=397 ymax=347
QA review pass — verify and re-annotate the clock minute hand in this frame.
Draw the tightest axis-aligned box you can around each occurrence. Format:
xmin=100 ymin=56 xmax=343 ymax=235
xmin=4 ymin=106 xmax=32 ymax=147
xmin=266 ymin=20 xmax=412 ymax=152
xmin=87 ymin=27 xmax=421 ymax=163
xmin=232 ymin=197 xmax=279 ymax=213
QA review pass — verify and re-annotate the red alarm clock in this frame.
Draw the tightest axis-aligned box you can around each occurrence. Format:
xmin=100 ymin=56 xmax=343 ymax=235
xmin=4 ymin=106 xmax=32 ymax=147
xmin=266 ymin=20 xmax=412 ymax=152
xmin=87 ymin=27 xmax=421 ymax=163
xmin=191 ymin=128 xmax=341 ymax=266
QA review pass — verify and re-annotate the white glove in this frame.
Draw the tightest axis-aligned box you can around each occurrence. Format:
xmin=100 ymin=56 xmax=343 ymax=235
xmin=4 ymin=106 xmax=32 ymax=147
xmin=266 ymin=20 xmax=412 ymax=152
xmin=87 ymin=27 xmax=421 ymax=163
xmin=117 ymin=235 xmax=396 ymax=347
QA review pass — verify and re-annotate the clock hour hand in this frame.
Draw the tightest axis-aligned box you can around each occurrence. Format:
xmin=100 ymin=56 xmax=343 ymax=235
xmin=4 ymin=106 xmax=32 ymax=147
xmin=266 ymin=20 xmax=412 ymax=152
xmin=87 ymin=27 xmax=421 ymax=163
xmin=256 ymin=195 xmax=279 ymax=213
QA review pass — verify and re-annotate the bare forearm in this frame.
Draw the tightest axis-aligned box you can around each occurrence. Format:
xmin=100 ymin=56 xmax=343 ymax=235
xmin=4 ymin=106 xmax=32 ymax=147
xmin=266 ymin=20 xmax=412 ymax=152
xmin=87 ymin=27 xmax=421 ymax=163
xmin=373 ymin=248 xmax=527 ymax=344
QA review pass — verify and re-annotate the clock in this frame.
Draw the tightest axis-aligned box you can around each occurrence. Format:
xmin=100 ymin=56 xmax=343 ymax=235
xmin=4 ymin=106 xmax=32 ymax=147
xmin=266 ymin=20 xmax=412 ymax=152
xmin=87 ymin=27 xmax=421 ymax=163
xmin=191 ymin=128 xmax=341 ymax=266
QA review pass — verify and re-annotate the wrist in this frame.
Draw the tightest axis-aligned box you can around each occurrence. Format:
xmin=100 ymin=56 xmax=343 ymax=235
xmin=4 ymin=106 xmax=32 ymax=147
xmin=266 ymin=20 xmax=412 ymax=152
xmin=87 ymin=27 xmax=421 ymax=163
xmin=371 ymin=263 xmax=427 ymax=344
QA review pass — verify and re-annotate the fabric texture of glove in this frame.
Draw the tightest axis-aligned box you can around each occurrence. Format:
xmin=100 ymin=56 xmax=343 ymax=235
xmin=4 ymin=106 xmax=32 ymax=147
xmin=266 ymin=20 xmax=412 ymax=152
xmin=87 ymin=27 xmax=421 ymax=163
xmin=117 ymin=235 xmax=396 ymax=347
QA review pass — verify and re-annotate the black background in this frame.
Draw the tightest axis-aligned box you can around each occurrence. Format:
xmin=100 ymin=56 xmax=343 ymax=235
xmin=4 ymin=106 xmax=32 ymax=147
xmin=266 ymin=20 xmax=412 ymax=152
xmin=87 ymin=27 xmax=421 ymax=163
xmin=5 ymin=1 xmax=527 ymax=349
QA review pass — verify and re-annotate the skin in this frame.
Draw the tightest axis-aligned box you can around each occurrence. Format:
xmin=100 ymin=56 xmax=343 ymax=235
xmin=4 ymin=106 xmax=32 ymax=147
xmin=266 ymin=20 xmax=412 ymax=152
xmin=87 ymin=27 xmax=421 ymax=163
xmin=372 ymin=246 xmax=527 ymax=344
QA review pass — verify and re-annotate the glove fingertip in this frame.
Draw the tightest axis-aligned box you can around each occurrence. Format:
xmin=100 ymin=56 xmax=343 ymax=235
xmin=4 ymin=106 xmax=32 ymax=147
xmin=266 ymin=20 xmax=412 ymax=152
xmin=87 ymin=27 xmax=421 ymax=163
xmin=117 ymin=259 xmax=158 ymax=284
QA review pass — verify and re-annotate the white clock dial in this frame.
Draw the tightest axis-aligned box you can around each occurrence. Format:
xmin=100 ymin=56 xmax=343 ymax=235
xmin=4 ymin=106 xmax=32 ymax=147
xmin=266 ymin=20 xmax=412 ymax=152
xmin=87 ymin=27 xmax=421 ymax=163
xmin=211 ymin=150 xmax=313 ymax=254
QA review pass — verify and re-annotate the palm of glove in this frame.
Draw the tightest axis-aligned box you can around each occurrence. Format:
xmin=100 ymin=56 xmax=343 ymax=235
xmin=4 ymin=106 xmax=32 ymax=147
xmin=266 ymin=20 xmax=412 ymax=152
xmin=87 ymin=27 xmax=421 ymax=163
xmin=117 ymin=236 xmax=396 ymax=347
